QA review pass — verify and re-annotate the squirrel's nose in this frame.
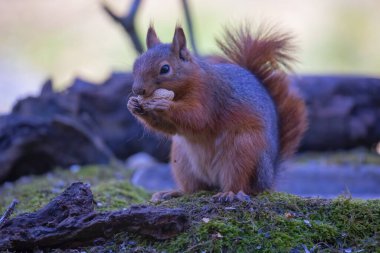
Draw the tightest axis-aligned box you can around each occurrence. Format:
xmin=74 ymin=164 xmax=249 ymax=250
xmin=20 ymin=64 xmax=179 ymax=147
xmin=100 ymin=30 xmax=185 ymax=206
xmin=133 ymin=87 xmax=146 ymax=96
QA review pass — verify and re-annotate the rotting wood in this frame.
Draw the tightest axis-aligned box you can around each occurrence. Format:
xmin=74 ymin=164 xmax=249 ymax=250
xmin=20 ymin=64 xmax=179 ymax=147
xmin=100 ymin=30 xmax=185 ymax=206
xmin=0 ymin=182 xmax=188 ymax=251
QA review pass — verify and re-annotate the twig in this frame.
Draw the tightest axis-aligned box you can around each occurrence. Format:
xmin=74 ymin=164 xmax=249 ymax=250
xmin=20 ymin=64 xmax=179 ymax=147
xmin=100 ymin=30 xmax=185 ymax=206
xmin=181 ymin=0 xmax=198 ymax=55
xmin=102 ymin=0 xmax=144 ymax=54
xmin=0 ymin=199 xmax=18 ymax=229
xmin=102 ymin=0 xmax=199 ymax=56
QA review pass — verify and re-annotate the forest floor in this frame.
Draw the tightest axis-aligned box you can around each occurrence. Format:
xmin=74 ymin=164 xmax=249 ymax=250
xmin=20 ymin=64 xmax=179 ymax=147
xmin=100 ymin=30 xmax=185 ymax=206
xmin=0 ymin=151 xmax=379 ymax=252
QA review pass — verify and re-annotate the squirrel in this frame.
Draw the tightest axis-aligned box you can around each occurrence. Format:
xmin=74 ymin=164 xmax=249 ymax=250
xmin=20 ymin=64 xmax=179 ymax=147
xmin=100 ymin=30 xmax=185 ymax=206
xmin=127 ymin=24 xmax=307 ymax=202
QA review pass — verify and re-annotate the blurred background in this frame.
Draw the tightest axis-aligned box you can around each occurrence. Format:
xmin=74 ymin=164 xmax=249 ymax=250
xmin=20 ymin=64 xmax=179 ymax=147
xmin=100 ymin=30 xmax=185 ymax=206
xmin=1 ymin=0 xmax=380 ymax=113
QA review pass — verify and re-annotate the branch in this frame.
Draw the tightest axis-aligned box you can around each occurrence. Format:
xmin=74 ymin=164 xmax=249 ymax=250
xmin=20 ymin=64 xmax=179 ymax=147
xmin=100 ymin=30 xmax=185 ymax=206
xmin=102 ymin=0 xmax=144 ymax=54
xmin=181 ymin=0 xmax=198 ymax=55
xmin=0 ymin=199 xmax=18 ymax=229
xmin=0 ymin=182 xmax=188 ymax=251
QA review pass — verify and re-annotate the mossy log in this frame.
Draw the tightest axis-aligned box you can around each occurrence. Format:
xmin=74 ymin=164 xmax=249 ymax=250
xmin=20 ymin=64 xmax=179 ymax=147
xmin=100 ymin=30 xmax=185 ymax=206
xmin=0 ymin=182 xmax=188 ymax=251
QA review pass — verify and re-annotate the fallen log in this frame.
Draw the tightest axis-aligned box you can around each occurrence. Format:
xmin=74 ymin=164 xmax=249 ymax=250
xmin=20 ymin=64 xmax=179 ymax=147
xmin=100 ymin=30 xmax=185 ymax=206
xmin=0 ymin=115 xmax=113 ymax=183
xmin=0 ymin=73 xmax=170 ymax=183
xmin=11 ymin=73 xmax=171 ymax=162
xmin=1 ymin=74 xmax=379 ymax=184
xmin=0 ymin=182 xmax=188 ymax=251
xmin=293 ymin=75 xmax=380 ymax=151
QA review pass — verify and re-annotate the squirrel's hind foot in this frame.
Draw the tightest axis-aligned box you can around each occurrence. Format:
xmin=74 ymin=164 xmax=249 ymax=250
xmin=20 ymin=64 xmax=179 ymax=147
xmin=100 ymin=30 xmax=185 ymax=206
xmin=151 ymin=190 xmax=183 ymax=203
xmin=212 ymin=191 xmax=251 ymax=203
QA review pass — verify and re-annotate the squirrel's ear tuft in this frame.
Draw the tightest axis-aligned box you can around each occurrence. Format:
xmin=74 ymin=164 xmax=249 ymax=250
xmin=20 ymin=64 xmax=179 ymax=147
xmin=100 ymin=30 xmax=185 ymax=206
xmin=146 ymin=26 xmax=161 ymax=49
xmin=171 ymin=26 xmax=190 ymax=61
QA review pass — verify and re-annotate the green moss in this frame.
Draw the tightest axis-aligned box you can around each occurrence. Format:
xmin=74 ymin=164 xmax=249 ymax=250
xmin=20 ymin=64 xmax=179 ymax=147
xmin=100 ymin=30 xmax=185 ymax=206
xmin=329 ymin=198 xmax=380 ymax=251
xmin=0 ymin=178 xmax=56 ymax=214
xmin=0 ymin=164 xmax=146 ymax=215
xmin=1 ymin=166 xmax=379 ymax=252
xmin=146 ymin=192 xmax=379 ymax=253
xmin=93 ymin=181 xmax=149 ymax=211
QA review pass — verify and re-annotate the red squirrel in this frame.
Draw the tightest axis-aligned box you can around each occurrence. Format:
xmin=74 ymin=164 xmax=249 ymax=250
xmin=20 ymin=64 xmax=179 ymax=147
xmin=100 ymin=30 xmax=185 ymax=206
xmin=127 ymin=25 xmax=307 ymax=202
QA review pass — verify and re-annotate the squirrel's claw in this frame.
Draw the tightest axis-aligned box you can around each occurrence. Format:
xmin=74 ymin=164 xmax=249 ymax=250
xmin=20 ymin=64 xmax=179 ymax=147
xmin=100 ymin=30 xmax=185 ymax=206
xmin=213 ymin=191 xmax=235 ymax=202
xmin=212 ymin=191 xmax=251 ymax=203
xmin=151 ymin=190 xmax=183 ymax=203
xmin=127 ymin=97 xmax=145 ymax=115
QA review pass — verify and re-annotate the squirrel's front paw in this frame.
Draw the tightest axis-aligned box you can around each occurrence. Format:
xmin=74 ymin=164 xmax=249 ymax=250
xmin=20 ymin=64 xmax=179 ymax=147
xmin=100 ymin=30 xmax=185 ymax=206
xmin=141 ymin=98 xmax=173 ymax=112
xmin=127 ymin=97 xmax=145 ymax=115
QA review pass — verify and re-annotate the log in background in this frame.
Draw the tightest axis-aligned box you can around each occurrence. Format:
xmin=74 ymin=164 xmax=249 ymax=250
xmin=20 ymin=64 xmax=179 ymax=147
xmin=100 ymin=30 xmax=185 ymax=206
xmin=0 ymin=74 xmax=379 ymax=183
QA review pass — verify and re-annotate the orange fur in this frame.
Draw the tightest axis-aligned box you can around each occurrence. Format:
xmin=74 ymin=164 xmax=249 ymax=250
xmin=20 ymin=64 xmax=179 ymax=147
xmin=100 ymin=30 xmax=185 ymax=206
xmin=169 ymin=100 xmax=266 ymax=194
xmin=129 ymin=25 xmax=307 ymax=200
xmin=216 ymin=24 xmax=308 ymax=159
xmin=164 ymin=67 xmax=267 ymax=194
xmin=222 ymin=107 xmax=267 ymax=194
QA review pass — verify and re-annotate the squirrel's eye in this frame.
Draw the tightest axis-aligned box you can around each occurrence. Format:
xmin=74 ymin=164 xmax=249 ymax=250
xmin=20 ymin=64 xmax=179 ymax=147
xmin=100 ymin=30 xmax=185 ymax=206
xmin=160 ymin=64 xmax=170 ymax=75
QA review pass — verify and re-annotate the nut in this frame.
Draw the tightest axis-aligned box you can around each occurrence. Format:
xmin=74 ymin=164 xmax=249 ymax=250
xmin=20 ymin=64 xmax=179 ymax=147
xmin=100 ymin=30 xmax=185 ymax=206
xmin=137 ymin=88 xmax=175 ymax=102
xmin=152 ymin=88 xmax=175 ymax=100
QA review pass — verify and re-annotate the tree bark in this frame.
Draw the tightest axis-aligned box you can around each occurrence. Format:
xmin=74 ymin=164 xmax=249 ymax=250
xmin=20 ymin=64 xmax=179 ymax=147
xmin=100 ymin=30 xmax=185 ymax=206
xmin=0 ymin=182 xmax=188 ymax=251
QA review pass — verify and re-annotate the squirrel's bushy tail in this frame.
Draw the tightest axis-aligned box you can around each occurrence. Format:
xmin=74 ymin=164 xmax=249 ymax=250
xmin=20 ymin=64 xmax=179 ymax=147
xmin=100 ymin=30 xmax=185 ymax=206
xmin=217 ymin=24 xmax=307 ymax=159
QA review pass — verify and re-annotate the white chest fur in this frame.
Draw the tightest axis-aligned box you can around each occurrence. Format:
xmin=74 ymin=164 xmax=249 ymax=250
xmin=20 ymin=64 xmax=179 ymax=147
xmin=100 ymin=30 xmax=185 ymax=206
xmin=172 ymin=134 xmax=228 ymax=186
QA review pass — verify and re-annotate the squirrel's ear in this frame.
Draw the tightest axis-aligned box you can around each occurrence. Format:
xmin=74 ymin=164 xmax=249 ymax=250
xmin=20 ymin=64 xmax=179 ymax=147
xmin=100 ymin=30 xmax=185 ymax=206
xmin=171 ymin=27 xmax=190 ymax=61
xmin=146 ymin=26 xmax=161 ymax=49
